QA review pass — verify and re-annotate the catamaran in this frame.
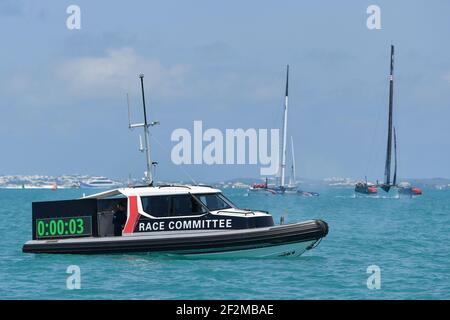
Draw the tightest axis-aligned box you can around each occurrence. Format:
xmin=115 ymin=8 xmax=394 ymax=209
xmin=22 ymin=74 xmax=328 ymax=257
xmin=355 ymin=45 xmax=422 ymax=196
xmin=249 ymin=66 xmax=318 ymax=196
xmin=355 ymin=180 xmax=378 ymax=195
xmin=285 ymin=137 xmax=298 ymax=193
xmin=397 ymin=182 xmax=422 ymax=196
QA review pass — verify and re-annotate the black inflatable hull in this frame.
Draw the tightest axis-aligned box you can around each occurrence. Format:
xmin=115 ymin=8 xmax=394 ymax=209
xmin=22 ymin=220 xmax=328 ymax=257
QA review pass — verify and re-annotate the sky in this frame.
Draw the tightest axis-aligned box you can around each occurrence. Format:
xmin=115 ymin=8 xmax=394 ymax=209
xmin=0 ymin=0 xmax=449 ymax=182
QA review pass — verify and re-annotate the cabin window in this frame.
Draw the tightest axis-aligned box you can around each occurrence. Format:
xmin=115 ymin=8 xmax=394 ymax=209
xmin=141 ymin=195 xmax=206 ymax=217
xmin=195 ymin=193 xmax=234 ymax=211
xmin=141 ymin=195 xmax=170 ymax=217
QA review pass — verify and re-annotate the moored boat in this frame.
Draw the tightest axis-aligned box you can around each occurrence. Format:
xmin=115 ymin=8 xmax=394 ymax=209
xmin=80 ymin=177 xmax=122 ymax=189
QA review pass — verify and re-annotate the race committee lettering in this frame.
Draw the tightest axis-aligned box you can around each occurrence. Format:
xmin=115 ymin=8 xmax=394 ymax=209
xmin=137 ymin=218 xmax=232 ymax=232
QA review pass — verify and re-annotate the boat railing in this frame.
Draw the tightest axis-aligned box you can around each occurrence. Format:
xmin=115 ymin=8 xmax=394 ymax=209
xmin=157 ymin=184 xmax=215 ymax=189
xmin=216 ymin=210 xmax=254 ymax=216
xmin=216 ymin=209 xmax=268 ymax=216
xmin=242 ymin=208 xmax=270 ymax=214
xmin=191 ymin=184 xmax=215 ymax=189
xmin=157 ymin=184 xmax=191 ymax=189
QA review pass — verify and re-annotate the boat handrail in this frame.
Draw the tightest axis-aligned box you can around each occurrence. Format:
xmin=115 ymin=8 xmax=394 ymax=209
xmin=131 ymin=184 xmax=153 ymax=189
xmin=157 ymin=184 xmax=191 ymax=189
xmin=191 ymin=184 xmax=215 ymax=189
xmin=157 ymin=184 xmax=215 ymax=189
xmin=242 ymin=208 xmax=269 ymax=214
xmin=217 ymin=209 xmax=256 ymax=216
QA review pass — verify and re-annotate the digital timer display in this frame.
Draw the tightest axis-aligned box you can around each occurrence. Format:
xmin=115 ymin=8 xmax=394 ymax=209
xmin=35 ymin=216 xmax=92 ymax=239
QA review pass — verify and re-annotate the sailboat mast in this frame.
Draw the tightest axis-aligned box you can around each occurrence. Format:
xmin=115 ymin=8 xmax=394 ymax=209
xmin=383 ymin=45 xmax=395 ymax=191
xmin=139 ymin=74 xmax=153 ymax=186
xmin=280 ymin=65 xmax=289 ymax=187
xmin=393 ymin=126 xmax=397 ymax=186
xmin=290 ymin=136 xmax=296 ymax=185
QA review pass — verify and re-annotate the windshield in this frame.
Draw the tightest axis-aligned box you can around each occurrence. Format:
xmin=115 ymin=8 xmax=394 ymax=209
xmin=195 ymin=193 xmax=235 ymax=211
xmin=141 ymin=194 xmax=206 ymax=217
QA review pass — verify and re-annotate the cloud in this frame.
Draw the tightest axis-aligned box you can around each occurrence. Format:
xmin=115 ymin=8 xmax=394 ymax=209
xmin=55 ymin=46 xmax=282 ymax=106
xmin=56 ymin=47 xmax=190 ymax=100
xmin=62 ymin=32 xmax=139 ymax=57
xmin=2 ymin=46 xmax=285 ymax=111
xmin=444 ymin=73 xmax=450 ymax=84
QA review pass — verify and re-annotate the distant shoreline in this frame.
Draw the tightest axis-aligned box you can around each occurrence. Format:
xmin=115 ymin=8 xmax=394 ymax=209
xmin=1 ymin=175 xmax=449 ymax=190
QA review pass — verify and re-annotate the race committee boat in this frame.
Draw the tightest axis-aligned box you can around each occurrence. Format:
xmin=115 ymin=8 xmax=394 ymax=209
xmin=22 ymin=74 xmax=328 ymax=257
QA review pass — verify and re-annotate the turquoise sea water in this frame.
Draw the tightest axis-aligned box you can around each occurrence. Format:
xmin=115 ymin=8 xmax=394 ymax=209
xmin=0 ymin=187 xmax=449 ymax=299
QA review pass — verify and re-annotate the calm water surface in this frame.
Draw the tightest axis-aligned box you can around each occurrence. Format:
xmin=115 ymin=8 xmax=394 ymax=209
xmin=0 ymin=187 xmax=449 ymax=299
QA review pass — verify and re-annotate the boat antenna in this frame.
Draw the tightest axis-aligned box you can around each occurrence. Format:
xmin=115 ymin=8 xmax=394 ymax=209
xmin=152 ymin=161 xmax=158 ymax=182
xmin=127 ymin=74 xmax=160 ymax=186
